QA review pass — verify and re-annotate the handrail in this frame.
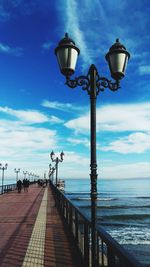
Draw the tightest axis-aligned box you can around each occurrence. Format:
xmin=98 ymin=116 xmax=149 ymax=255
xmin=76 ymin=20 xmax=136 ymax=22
xmin=50 ymin=181 xmax=143 ymax=267
xmin=0 ymin=183 xmax=16 ymax=194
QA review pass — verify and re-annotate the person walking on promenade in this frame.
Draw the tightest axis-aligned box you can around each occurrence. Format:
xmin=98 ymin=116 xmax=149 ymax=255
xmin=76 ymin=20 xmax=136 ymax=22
xmin=23 ymin=179 xmax=26 ymax=192
xmin=25 ymin=179 xmax=29 ymax=192
xmin=23 ymin=179 xmax=29 ymax=192
xmin=17 ymin=179 xmax=22 ymax=193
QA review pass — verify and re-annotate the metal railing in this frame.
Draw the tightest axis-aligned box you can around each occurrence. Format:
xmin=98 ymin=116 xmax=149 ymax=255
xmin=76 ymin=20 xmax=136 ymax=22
xmin=50 ymin=181 xmax=143 ymax=267
xmin=0 ymin=183 xmax=16 ymax=194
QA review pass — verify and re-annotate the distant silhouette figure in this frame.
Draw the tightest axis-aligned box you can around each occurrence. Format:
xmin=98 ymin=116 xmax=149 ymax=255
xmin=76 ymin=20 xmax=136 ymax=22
xmin=17 ymin=179 xmax=22 ymax=193
xmin=23 ymin=179 xmax=29 ymax=192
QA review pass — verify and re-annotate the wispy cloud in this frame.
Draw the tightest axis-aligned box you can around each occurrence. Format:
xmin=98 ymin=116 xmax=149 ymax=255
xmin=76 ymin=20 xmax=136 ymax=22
xmin=67 ymin=137 xmax=89 ymax=147
xmin=101 ymin=162 xmax=150 ymax=179
xmin=139 ymin=65 xmax=150 ymax=75
xmin=42 ymin=41 xmax=53 ymax=51
xmin=0 ymin=106 xmax=63 ymax=125
xmin=65 ymin=102 xmax=150 ymax=133
xmin=41 ymin=100 xmax=83 ymax=112
xmin=101 ymin=132 xmax=150 ymax=154
xmin=63 ymin=0 xmax=92 ymax=68
xmin=0 ymin=106 xmax=49 ymax=124
xmin=50 ymin=115 xmax=64 ymax=124
xmin=0 ymin=43 xmax=23 ymax=56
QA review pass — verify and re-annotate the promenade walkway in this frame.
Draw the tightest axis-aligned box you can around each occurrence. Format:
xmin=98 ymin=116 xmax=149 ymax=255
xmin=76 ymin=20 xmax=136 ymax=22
xmin=0 ymin=184 xmax=83 ymax=267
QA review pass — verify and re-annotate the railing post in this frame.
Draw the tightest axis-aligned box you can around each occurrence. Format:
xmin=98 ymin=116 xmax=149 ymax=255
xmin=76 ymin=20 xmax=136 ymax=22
xmin=107 ymin=247 xmax=116 ymax=267
xmin=66 ymin=201 xmax=69 ymax=224
xmin=84 ymin=222 xmax=89 ymax=267
xmin=69 ymin=205 xmax=73 ymax=232
xmin=75 ymin=211 xmax=79 ymax=245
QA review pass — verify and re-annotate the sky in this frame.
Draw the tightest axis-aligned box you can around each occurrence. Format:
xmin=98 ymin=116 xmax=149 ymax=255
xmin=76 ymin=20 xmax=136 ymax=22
xmin=0 ymin=0 xmax=150 ymax=182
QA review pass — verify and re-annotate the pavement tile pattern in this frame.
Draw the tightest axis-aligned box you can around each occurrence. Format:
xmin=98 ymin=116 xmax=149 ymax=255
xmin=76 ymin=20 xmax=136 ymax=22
xmin=0 ymin=185 xmax=83 ymax=267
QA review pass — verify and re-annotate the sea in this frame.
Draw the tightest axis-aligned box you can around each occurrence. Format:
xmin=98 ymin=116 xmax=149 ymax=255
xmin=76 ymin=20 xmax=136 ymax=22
xmin=64 ymin=178 xmax=150 ymax=266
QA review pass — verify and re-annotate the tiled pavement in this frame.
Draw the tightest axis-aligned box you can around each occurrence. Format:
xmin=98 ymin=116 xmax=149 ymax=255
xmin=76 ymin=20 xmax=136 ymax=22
xmin=0 ymin=185 xmax=83 ymax=267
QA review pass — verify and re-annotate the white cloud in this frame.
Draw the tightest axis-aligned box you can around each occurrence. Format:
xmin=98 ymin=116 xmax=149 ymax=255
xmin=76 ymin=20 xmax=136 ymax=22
xmin=50 ymin=115 xmax=64 ymax=124
xmin=42 ymin=41 xmax=53 ymax=51
xmin=0 ymin=43 xmax=23 ymax=56
xmin=65 ymin=102 xmax=150 ymax=133
xmin=41 ymin=100 xmax=83 ymax=112
xmin=65 ymin=0 xmax=92 ymax=67
xmin=59 ymin=151 xmax=89 ymax=178
xmin=67 ymin=137 xmax=89 ymax=147
xmin=0 ymin=106 xmax=48 ymax=123
xmin=0 ymin=120 xmax=57 ymax=154
xmin=101 ymin=162 xmax=150 ymax=179
xmin=139 ymin=65 xmax=150 ymax=75
xmin=0 ymin=119 xmax=58 ymax=179
xmin=102 ymin=132 xmax=150 ymax=154
xmin=0 ymin=106 xmax=63 ymax=124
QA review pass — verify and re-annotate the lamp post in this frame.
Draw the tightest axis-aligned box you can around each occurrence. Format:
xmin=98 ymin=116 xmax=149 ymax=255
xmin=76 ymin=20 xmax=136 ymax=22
xmin=28 ymin=172 xmax=32 ymax=182
xmin=55 ymin=33 xmax=130 ymax=267
xmin=52 ymin=167 xmax=55 ymax=183
xmin=14 ymin=168 xmax=20 ymax=182
xmin=0 ymin=163 xmax=8 ymax=194
xmin=50 ymin=151 xmax=64 ymax=186
xmin=23 ymin=171 xmax=28 ymax=180
xmin=49 ymin=163 xmax=52 ymax=181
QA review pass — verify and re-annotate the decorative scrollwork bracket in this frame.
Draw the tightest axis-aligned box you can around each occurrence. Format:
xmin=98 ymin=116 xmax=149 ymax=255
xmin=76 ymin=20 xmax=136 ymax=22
xmin=65 ymin=64 xmax=120 ymax=97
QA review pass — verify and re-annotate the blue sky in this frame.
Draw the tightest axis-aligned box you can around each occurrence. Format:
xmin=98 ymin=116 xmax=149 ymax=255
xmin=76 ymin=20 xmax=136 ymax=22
xmin=0 ymin=0 xmax=150 ymax=181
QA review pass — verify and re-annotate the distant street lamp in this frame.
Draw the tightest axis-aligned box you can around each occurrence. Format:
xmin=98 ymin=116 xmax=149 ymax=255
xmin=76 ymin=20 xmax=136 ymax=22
xmin=28 ymin=172 xmax=32 ymax=182
xmin=14 ymin=168 xmax=20 ymax=182
xmin=50 ymin=151 xmax=64 ymax=186
xmin=23 ymin=171 xmax=28 ymax=179
xmin=0 ymin=163 xmax=8 ymax=194
xmin=51 ymin=167 xmax=55 ymax=183
xmin=49 ymin=163 xmax=52 ymax=180
xmin=55 ymin=33 xmax=130 ymax=267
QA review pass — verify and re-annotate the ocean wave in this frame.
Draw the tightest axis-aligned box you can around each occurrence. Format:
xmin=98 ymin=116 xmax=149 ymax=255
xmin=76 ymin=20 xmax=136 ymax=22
xmin=136 ymin=196 xmax=150 ymax=199
xmin=100 ymin=222 xmax=142 ymax=227
xmin=98 ymin=214 xmax=150 ymax=221
xmin=70 ymin=197 xmax=118 ymax=201
xmin=79 ymin=204 xmax=150 ymax=209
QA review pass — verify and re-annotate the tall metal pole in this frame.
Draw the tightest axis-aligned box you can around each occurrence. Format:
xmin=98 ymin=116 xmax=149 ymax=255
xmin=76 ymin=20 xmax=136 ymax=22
xmin=23 ymin=171 xmax=27 ymax=179
xmin=50 ymin=151 xmax=64 ymax=187
xmin=2 ymin=168 xmax=4 ymax=194
xmin=55 ymin=159 xmax=58 ymax=186
xmin=89 ymin=65 xmax=98 ymax=266
xmin=0 ymin=164 xmax=8 ymax=194
xmin=14 ymin=168 xmax=20 ymax=182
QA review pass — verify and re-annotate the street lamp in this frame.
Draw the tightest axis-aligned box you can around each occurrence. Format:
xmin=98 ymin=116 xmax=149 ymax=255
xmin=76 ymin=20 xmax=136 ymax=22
xmin=55 ymin=33 xmax=130 ymax=267
xmin=14 ymin=168 xmax=20 ymax=182
xmin=0 ymin=163 xmax=8 ymax=194
xmin=50 ymin=151 xmax=64 ymax=186
xmin=51 ymin=167 xmax=55 ymax=183
xmin=49 ymin=163 xmax=52 ymax=179
xmin=23 ymin=171 xmax=28 ymax=179
xmin=28 ymin=172 xmax=32 ymax=182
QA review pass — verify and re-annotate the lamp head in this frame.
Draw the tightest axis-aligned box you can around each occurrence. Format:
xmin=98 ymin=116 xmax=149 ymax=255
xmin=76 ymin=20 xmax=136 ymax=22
xmin=55 ymin=33 xmax=80 ymax=77
xmin=60 ymin=151 xmax=64 ymax=161
xmin=50 ymin=151 xmax=55 ymax=160
xmin=105 ymin=38 xmax=130 ymax=81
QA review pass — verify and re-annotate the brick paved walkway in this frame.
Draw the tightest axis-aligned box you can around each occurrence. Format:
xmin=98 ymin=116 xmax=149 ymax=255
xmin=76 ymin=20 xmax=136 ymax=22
xmin=0 ymin=185 xmax=83 ymax=267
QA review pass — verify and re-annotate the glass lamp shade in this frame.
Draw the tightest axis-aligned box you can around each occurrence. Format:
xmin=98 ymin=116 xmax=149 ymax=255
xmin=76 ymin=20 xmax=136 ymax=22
xmin=105 ymin=39 xmax=130 ymax=80
xmin=55 ymin=33 xmax=80 ymax=77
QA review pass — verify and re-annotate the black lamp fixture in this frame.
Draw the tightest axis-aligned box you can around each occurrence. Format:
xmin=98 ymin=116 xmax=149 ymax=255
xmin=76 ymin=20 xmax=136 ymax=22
xmin=0 ymin=163 xmax=8 ymax=194
xmin=50 ymin=151 xmax=64 ymax=186
xmin=14 ymin=168 xmax=20 ymax=182
xmin=55 ymin=33 xmax=80 ymax=77
xmin=55 ymin=33 xmax=130 ymax=267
